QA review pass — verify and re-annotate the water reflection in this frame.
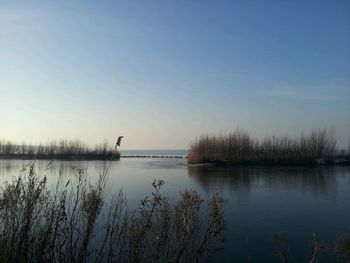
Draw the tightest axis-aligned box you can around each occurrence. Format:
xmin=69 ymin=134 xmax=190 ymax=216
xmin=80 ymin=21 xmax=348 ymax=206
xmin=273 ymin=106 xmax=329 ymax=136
xmin=0 ymin=160 xmax=112 ymax=188
xmin=1 ymin=159 xmax=349 ymax=262
xmin=0 ymin=160 xmax=113 ymax=175
xmin=187 ymin=166 xmax=347 ymax=200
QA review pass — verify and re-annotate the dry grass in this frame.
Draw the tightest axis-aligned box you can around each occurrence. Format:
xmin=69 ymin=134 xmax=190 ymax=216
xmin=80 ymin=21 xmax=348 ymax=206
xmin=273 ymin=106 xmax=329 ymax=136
xmin=0 ymin=165 xmax=225 ymax=263
xmin=188 ymin=128 xmax=337 ymax=165
xmin=0 ymin=139 xmax=119 ymax=160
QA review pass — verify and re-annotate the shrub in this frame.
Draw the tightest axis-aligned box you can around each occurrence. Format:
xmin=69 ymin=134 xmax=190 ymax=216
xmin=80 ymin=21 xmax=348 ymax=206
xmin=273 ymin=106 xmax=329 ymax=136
xmin=188 ymin=128 xmax=337 ymax=165
xmin=0 ymin=165 xmax=225 ymax=263
xmin=0 ymin=139 xmax=119 ymax=160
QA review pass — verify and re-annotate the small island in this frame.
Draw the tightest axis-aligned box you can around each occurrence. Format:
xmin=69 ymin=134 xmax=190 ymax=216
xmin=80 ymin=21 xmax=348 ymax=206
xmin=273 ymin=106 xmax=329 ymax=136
xmin=188 ymin=129 xmax=350 ymax=166
xmin=0 ymin=139 xmax=120 ymax=160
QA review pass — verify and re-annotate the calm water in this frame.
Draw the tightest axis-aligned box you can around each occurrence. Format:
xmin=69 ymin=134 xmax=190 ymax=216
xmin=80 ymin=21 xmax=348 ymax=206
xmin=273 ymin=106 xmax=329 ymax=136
xmin=0 ymin=157 xmax=349 ymax=262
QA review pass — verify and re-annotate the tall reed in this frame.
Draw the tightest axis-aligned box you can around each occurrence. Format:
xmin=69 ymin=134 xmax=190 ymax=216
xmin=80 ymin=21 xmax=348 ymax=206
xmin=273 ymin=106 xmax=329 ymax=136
xmin=0 ymin=139 xmax=119 ymax=160
xmin=188 ymin=129 xmax=337 ymax=165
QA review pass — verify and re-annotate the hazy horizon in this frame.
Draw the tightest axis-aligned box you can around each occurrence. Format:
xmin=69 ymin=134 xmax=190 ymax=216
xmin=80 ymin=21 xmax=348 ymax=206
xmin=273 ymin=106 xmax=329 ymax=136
xmin=1 ymin=1 xmax=349 ymax=149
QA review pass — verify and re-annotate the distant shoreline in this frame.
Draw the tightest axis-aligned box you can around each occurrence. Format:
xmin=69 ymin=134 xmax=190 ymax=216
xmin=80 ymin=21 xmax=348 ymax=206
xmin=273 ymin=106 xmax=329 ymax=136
xmin=121 ymin=155 xmax=186 ymax=159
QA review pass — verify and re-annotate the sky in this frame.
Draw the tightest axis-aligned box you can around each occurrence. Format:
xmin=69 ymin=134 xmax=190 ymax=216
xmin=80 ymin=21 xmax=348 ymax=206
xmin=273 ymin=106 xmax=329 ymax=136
xmin=0 ymin=0 xmax=349 ymax=149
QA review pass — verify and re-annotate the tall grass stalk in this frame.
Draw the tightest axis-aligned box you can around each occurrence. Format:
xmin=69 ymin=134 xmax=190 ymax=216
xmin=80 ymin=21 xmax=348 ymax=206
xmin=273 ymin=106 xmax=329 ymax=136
xmin=0 ymin=165 xmax=225 ymax=262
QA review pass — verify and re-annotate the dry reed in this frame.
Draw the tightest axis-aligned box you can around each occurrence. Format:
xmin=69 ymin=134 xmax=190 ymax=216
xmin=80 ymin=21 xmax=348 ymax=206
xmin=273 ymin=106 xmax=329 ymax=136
xmin=188 ymin=128 xmax=337 ymax=165
xmin=0 ymin=164 xmax=225 ymax=263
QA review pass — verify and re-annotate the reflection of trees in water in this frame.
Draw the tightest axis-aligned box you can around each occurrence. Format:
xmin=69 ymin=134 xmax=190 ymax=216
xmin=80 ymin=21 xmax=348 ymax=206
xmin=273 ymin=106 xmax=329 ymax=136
xmin=0 ymin=161 xmax=17 ymax=176
xmin=0 ymin=161 xmax=110 ymax=179
xmin=188 ymin=167 xmax=253 ymax=200
xmin=188 ymin=167 xmax=350 ymax=200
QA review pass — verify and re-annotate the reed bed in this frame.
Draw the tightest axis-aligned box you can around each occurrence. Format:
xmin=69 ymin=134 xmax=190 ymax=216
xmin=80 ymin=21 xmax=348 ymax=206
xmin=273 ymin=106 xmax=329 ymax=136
xmin=0 ymin=164 xmax=225 ymax=263
xmin=188 ymin=129 xmax=337 ymax=165
xmin=0 ymin=139 xmax=119 ymax=160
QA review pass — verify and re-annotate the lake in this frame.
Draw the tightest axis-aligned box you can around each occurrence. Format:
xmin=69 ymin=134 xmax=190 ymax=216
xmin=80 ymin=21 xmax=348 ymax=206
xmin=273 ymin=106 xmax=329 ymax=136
xmin=0 ymin=156 xmax=349 ymax=262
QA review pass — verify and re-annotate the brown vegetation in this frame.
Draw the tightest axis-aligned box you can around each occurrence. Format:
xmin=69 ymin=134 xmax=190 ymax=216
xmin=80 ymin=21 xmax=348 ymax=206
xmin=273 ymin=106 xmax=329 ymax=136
xmin=0 ymin=164 xmax=225 ymax=263
xmin=0 ymin=139 xmax=119 ymax=160
xmin=188 ymin=129 xmax=338 ymax=166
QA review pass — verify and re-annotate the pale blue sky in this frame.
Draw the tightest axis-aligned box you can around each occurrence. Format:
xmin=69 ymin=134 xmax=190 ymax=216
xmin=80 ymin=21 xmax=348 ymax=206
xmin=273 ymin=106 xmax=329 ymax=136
xmin=1 ymin=1 xmax=349 ymax=149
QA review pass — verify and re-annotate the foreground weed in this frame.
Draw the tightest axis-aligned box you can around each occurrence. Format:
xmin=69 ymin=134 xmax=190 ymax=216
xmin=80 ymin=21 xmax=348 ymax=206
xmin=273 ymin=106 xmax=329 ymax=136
xmin=0 ymin=166 xmax=225 ymax=263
